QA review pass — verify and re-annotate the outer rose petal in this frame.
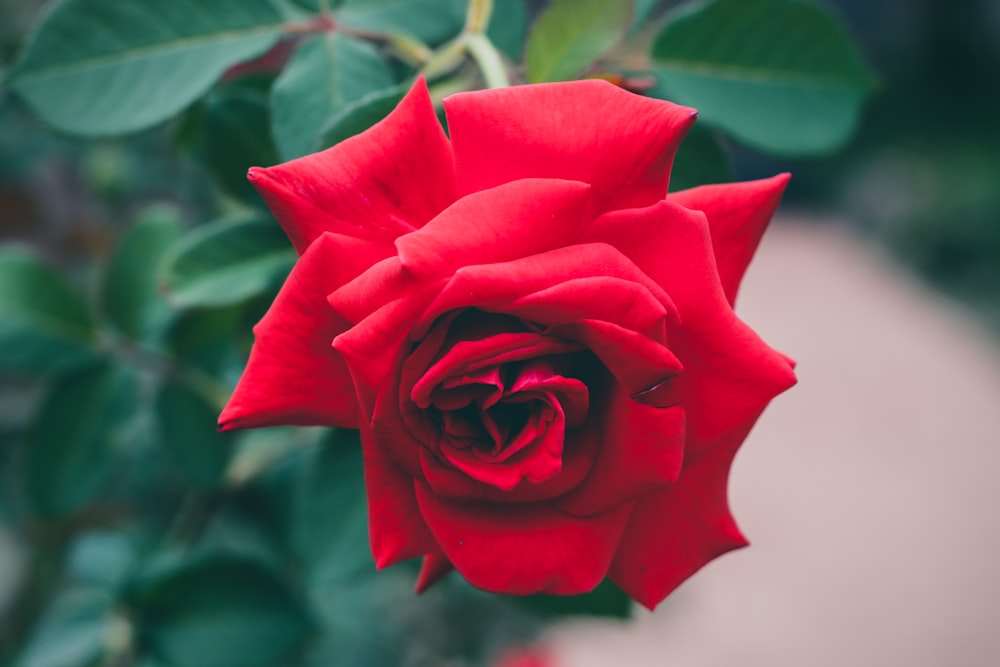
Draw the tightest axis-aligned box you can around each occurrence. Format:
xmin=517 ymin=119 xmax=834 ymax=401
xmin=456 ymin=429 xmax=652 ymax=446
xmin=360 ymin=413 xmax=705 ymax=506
xmin=445 ymin=79 xmax=696 ymax=211
xmin=415 ymin=551 xmax=454 ymax=593
xmin=415 ymin=482 xmax=634 ymax=595
xmin=362 ymin=426 xmax=438 ymax=569
xmin=219 ymin=233 xmax=389 ymax=430
xmin=668 ymin=173 xmax=790 ymax=305
xmin=248 ymin=77 xmax=455 ymax=253
xmin=608 ymin=423 xmax=756 ymax=610
xmin=395 ymin=179 xmax=593 ymax=280
xmin=582 ymin=201 xmax=796 ymax=455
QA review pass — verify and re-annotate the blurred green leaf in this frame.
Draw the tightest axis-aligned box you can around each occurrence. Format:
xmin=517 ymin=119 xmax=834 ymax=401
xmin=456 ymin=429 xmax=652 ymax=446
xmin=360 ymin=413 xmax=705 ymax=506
xmin=182 ymin=76 xmax=279 ymax=206
xmin=515 ymin=578 xmax=632 ymax=619
xmin=336 ymin=0 xmax=466 ymax=45
xmin=133 ymin=553 xmax=314 ymax=667
xmin=101 ymin=205 xmax=185 ymax=342
xmin=67 ymin=531 xmax=137 ymax=592
xmin=26 ymin=362 xmax=137 ymax=518
xmin=0 ymin=250 xmax=98 ymax=375
xmin=651 ymin=0 xmax=875 ymax=155
xmin=14 ymin=589 xmax=113 ymax=667
xmin=525 ymin=0 xmax=633 ymax=83
xmin=668 ymin=122 xmax=732 ymax=191
xmin=631 ymin=0 xmax=660 ymax=31
xmin=272 ymin=34 xmax=395 ymax=161
xmin=164 ymin=305 xmax=246 ymax=379
xmin=291 ymin=429 xmax=369 ymax=576
xmin=7 ymin=0 xmax=286 ymax=136
xmin=158 ymin=214 xmax=294 ymax=309
xmin=156 ymin=379 xmax=234 ymax=488
xmin=488 ymin=0 xmax=529 ymax=61
xmin=318 ymin=82 xmax=409 ymax=149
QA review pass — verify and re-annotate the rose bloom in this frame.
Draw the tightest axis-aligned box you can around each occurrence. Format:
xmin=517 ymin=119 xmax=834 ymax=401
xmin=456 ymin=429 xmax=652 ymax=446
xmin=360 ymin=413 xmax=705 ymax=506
xmin=219 ymin=77 xmax=795 ymax=610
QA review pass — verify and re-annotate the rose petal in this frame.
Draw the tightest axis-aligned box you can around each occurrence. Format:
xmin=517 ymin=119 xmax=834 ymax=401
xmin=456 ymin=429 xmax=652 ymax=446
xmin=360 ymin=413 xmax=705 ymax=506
xmin=418 ymin=422 xmax=596 ymax=503
xmin=395 ymin=179 xmax=593 ymax=280
xmin=362 ymin=425 xmax=438 ymax=569
xmin=415 ymin=551 xmax=454 ymax=593
xmin=546 ymin=319 xmax=682 ymax=397
xmin=412 ymin=244 xmax=677 ymax=340
xmin=668 ymin=173 xmax=790 ymax=305
xmin=445 ymin=79 xmax=696 ymax=211
xmin=415 ymin=482 xmax=634 ymax=595
xmin=248 ymin=77 xmax=455 ymax=253
xmin=582 ymin=201 xmax=796 ymax=455
xmin=608 ymin=423 xmax=755 ymax=610
xmin=557 ymin=381 xmax=685 ymax=517
xmin=219 ymin=232 xmax=388 ymax=430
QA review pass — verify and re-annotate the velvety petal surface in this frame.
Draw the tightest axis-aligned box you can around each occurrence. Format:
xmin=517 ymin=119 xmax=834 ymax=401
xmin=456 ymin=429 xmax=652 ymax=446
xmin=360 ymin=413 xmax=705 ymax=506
xmin=556 ymin=382 xmax=686 ymax=517
xmin=415 ymin=551 xmax=453 ymax=593
xmin=395 ymin=179 xmax=592 ymax=280
xmin=248 ymin=78 xmax=455 ymax=253
xmin=362 ymin=426 xmax=438 ymax=569
xmin=582 ymin=201 xmax=796 ymax=456
xmin=608 ymin=423 xmax=755 ymax=610
xmin=415 ymin=482 xmax=634 ymax=595
xmin=445 ymin=80 xmax=696 ymax=211
xmin=219 ymin=233 xmax=390 ymax=430
xmin=669 ymin=174 xmax=790 ymax=305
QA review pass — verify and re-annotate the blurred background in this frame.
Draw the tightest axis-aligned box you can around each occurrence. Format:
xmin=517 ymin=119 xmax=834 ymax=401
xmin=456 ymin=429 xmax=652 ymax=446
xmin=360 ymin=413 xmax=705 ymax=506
xmin=1 ymin=0 xmax=999 ymax=665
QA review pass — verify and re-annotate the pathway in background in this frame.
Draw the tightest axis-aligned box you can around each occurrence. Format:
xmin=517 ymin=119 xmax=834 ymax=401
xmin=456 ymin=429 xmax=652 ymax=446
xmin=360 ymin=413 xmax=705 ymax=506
xmin=549 ymin=220 xmax=1000 ymax=667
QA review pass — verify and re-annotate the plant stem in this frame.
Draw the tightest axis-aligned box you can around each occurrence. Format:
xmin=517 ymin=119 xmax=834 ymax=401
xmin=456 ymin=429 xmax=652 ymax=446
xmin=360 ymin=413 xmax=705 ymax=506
xmin=466 ymin=33 xmax=509 ymax=88
xmin=465 ymin=0 xmax=494 ymax=34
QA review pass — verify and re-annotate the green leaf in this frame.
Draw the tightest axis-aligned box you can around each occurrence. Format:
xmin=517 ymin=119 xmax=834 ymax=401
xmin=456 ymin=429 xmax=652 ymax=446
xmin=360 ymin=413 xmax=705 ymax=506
xmin=101 ymin=205 xmax=185 ymax=342
xmin=668 ymin=122 xmax=732 ymax=191
xmin=14 ymin=589 xmax=113 ymax=667
xmin=0 ymin=249 xmax=98 ymax=374
xmin=68 ymin=531 xmax=136 ymax=592
xmin=525 ymin=0 xmax=633 ymax=83
xmin=336 ymin=0 xmax=466 ymax=45
xmin=488 ymin=0 xmax=529 ymax=61
xmin=651 ymin=0 xmax=876 ymax=155
xmin=514 ymin=578 xmax=632 ymax=619
xmin=133 ymin=554 xmax=314 ymax=667
xmin=156 ymin=379 xmax=234 ymax=487
xmin=26 ymin=362 xmax=137 ymax=518
xmin=8 ymin=0 xmax=287 ymax=136
xmin=182 ymin=76 xmax=279 ymax=206
xmin=631 ymin=0 xmax=660 ymax=31
xmin=271 ymin=34 xmax=395 ymax=160
xmin=291 ymin=429 xmax=370 ymax=576
xmin=158 ymin=214 xmax=294 ymax=308
xmin=318 ymin=82 xmax=409 ymax=149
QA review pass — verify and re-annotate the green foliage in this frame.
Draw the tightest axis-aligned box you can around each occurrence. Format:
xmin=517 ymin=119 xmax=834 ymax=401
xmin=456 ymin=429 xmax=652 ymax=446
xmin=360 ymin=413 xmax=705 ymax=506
xmin=0 ymin=250 xmax=98 ymax=375
xmin=335 ymin=0 xmax=466 ymax=45
xmin=8 ymin=0 xmax=287 ymax=136
xmin=515 ymin=578 xmax=632 ymax=619
xmin=271 ymin=34 xmax=396 ymax=160
xmin=318 ymin=82 xmax=409 ymax=149
xmin=180 ymin=76 xmax=280 ymax=206
xmin=669 ymin=123 xmax=732 ymax=191
xmin=131 ymin=553 xmax=314 ymax=667
xmin=525 ymin=0 xmax=633 ymax=83
xmin=26 ymin=362 xmax=137 ymax=518
xmin=13 ymin=589 xmax=114 ymax=667
xmin=100 ymin=205 xmax=185 ymax=342
xmin=156 ymin=379 xmax=235 ymax=488
xmin=158 ymin=214 xmax=295 ymax=309
xmin=651 ymin=0 xmax=875 ymax=155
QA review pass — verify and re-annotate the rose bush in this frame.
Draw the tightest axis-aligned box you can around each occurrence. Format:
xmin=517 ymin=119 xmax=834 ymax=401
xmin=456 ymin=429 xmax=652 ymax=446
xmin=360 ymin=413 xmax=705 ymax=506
xmin=218 ymin=77 xmax=796 ymax=610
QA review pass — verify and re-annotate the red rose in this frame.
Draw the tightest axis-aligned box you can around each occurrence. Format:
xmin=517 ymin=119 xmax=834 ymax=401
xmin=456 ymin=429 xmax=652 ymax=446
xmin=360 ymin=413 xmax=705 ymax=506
xmin=219 ymin=77 xmax=796 ymax=609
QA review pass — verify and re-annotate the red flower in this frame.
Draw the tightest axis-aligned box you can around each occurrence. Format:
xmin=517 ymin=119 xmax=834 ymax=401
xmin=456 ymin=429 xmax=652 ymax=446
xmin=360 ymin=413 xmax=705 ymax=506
xmin=219 ymin=78 xmax=796 ymax=610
